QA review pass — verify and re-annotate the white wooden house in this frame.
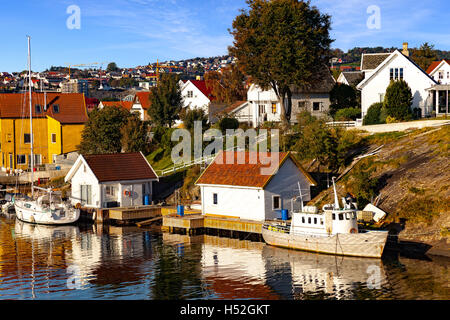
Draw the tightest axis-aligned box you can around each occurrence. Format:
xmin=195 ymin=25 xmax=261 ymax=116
xmin=65 ymin=152 xmax=159 ymax=209
xmin=195 ymin=151 xmax=317 ymax=222
xmin=357 ymin=44 xmax=438 ymax=118
xmin=427 ymin=59 xmax=450 ymax=85
xmin=180 ymin=80 xmax=214 ymax=113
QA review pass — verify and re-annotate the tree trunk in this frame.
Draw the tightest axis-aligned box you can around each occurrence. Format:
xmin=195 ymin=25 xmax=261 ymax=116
xmin=279 ymin=87 xmax=292 ymax=128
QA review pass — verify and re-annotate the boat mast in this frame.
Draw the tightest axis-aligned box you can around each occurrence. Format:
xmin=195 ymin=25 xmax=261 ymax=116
xmin=332 ymin=177 xmax=340 ymax=210
xmin=27 ymin=35 xmax=34 ymax=198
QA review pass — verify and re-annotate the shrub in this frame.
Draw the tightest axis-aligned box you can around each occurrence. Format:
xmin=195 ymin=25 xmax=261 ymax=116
xmin=384 ymin=80 xmax=413 ymax=121
xmin=363 ymin=102 xmax=383 ymax=125
xmin=218 ymin=117 xmax=239 ymax=133
xmin=334 ymin=107 xmax=361 ymax=121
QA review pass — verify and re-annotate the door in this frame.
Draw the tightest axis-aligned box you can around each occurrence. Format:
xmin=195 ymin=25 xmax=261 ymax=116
xmin=80 ymin=185 xmax=92 ymax=206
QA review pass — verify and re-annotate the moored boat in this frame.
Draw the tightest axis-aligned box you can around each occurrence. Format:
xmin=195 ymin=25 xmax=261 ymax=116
xmin=262 ymin=178 xmax=388 ymax=258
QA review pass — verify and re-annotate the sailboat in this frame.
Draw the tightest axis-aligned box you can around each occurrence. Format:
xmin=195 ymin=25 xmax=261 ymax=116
xmin=14 ymin=36 xmax=80 ymax=225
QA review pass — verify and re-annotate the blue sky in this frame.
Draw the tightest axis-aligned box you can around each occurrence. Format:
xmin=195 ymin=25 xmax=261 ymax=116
xmin=1 ymin=0 xmax=449 ymax=72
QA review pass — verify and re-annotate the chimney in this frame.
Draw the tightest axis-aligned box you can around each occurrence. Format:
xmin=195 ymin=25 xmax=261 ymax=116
xmin=402 ymin=42 xmax=409 ymax=57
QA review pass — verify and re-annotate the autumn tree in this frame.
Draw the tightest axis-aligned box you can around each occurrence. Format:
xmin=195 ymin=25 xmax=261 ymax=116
xmin=230 ymin=0 xmax=332 ymax=125
xmin=148 ymin=74 xmax=183 ymax=127
xmin=411 ymin=43 xmax=438 ymax=71
xmin=205 ymin=64 xmax=247 ymax=103
xmin=120 ymin=114 xmax=150 ymax=153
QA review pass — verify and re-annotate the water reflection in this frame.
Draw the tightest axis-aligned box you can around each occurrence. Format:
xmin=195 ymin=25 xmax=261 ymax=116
xmin=0 ymin=215 xmax=448 ymax=300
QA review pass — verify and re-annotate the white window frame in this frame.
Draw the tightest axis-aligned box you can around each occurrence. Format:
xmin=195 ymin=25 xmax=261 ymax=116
xmin=272 ymin=195 xmax=281 ymax=210
xmin=105 ymin=185 xmax=116 ymax=197
xmin=187 ymin=91 xmax=193 ymax=98
xmin=17 ymin=154 xmax=26 ymax=165
xmin=213 ymin=193 xmax=218 ymax=205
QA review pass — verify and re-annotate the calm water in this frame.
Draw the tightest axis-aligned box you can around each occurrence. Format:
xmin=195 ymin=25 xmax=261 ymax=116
xmin=0 ymin=214 xmax=448 ymax=300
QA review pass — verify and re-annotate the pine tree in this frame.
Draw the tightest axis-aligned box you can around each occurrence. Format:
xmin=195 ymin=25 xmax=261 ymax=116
xmin=384 ymin=80 xmax=413 ymax=121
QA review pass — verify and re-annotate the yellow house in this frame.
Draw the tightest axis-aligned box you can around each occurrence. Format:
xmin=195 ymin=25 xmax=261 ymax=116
xmin=0 ymin=92 xmax=88 ymax=170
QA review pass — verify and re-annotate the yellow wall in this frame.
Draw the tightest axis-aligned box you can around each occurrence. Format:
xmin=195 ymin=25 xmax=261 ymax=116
xmin=0 ymin=117 xmax=85 ymax=169
xmin=61 ymin=123 xmax=85 ymax=154
xmin=47 ymin=116 xmax=62 ymax=163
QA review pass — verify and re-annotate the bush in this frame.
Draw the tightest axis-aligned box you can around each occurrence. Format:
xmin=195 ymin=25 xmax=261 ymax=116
xmin=384 ymin=80 xmax=413 ymax=121
xmin=334 ymin=107 xmax=361 ymax=121
xmin=218 ymin=117 xmax=239 ymax=133
xmin=363 ymin=103 xmax=383 ymax=125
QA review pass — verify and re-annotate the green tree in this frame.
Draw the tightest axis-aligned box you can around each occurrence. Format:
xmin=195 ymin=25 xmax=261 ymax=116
xmin=148 ymin=74 xmax=183 ymax=127
xmin=181 ymin=108 xmax=209 ymax=131
xmin=346 ymin=161 xmax=378 ymax=208
xmin=384 ymin=80 xmax=413 ymax=121
xmin=329 ymin=83 xmax=358 ymax=116
xmin=363 ymin=102 xmax=383 ymax=125
xmin=78 ymin=106 xmax=131 ymax=154
xmin=230 ymin=0 xmax=332 ymax=125
xmin=107 ymin=62 xmax=119 ymax=72
xmin=411 ymin=43 xmax=438 ymax=71
xmin=120 ymin=114 xmax=150 ymax=153
xmin=218 ymin=117 xmax=239 ymax=133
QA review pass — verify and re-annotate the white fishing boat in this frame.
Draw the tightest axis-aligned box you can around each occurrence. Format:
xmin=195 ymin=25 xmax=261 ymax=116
xmin=14 ymin=36 xmax=80 ymax=225
xmin=262 ymin=178 xmax=388 ymax=258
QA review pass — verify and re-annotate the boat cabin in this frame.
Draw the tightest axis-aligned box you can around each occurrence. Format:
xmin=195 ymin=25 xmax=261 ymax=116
xmin=290 ymin=209 xmax=358 ymax=236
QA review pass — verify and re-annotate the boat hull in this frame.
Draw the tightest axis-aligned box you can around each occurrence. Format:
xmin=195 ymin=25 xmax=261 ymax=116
xmin=262 ymin=228 xmax=389 ymax=258
xmin=14 ymin=203 xmax=80 ymax=225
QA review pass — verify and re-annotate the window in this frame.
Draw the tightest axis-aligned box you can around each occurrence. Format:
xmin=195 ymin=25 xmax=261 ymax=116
xmin=28 ymin=154 xmax=41 ymax=166
xmin=105 ymin=185 xmax=116 ymax=196
xmin=320 ymin=219 xmax=324 ymax=225
xmin=35 ymin=104 xmax=42 ymax=114
xmin=187 ymin=91 xmax=193 ymax=98
xmin=439 ymin=71 xmax=444 ymax=80
xmin=298 ymin=101 xmax=306 ymax=110
xmin=271 ymin=103 xmax=277 ymax=114
xmin=314 ymin=218 xmax=317 ymax=224
xmin=24 ymin=133 xmax=31 ymax=144
xmin=302 ymin=216 xmax=305 ymax=224
xmin=345 ymin=213 xmax=350 ymax=220
xmin=272 ymin=195 xmax=281 ymax=210
xmin=313 ymin=102 xmax=321 ymax=111
xmin=390 ymin=68 xmax=404 ymax=80
xmin=17 ymin=155 xmax=26 ymax=165
xmin=258 ymin=104 xmax=265 ymax=115
xmin=51 ymin=133 xmax=57 ymax=143
xmin=338 ymin=213 xmax=344 ymax=221
xmin=332 ymin=213 xmax=336 ymax=220
xmin=308 ymin=217 xmax=311 ymax=224
xmin=53 ymin=104 xmax=60 ymax=113
xmin=213 ymin=193 xmax=218 ymax=205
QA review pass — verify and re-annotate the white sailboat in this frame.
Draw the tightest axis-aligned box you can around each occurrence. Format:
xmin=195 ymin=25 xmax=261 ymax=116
xmin=14 ymin=36 xmax=80 ymax=225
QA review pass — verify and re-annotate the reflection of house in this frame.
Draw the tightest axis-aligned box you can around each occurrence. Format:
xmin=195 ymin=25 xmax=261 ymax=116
xmin=0 ymin=93 xmax=88 ymax=170
xmin=357 ymin=43 xmax=437 ymax=118
xmin=65 ymin=152 xmax=159 ymax=209
xmin=195 ymin=151 xmax=316 ymax=222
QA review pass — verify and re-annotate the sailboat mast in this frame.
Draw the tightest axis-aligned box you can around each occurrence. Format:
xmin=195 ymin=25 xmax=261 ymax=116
xmin=27 ymin=35 xmax=34 ymax=198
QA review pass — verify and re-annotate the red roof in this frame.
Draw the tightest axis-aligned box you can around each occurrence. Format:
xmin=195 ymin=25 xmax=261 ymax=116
xmin=0 ymin=92 xmax=88 ymax=124
xmin=426 ymin=60 xmax=450 ymax=74
xmin=135 ymin=92 xmax=151 ymax=110
xmin=196 ymin=151 xmax=316 ymax=188
xmin=101 ymin=101 xmax=133 ymax=111
xmin=190 ymin=80 xmax=215 ymax=101
xmin=83 ymin=152 xmax=158 ymax=183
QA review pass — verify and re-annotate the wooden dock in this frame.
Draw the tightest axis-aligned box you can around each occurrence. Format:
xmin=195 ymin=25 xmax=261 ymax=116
xmin=162 ymin=207 xmax=264 ymax=235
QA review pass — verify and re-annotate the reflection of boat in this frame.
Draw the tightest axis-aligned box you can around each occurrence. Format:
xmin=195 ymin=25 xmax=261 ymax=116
xmin=15 ymin=218 xmax=80 ymax=241
xmin=262 ymin=245 xmax=387 ymax=299
xmin=262 ymin=178 xmax=388 ymax=258
xmin=13 ymin=37 xmax=80 ymax=226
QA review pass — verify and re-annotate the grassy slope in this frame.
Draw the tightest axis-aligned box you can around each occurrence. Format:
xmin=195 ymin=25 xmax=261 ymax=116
xmin=310 ymin=126 xmax=450 ymax=254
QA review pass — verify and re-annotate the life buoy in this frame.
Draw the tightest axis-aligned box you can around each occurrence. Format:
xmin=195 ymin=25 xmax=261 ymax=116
xmin=124 ymin=190 xmax=131 ymax=197
xmin=75 ymin=203 xmax=82 ymax=209
xmin=350 ymin=228 xmax=357 ymax=234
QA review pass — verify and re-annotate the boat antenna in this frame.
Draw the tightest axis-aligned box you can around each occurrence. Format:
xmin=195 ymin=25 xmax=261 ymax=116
xmin=27 ymin=35 xmax=34 ymax=198
xmin=332 ymin=177 xmax=340 ymax=210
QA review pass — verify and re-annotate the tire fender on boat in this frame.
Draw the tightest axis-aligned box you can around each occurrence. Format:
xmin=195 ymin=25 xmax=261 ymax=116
xmin=350 ymin=228 xmax=357 ymax=234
